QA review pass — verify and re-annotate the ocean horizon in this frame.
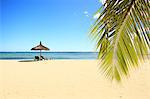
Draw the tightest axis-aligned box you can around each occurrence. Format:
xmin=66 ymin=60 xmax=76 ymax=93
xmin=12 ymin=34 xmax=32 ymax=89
xmin=0 ymin=52 xmax=98 ymax=60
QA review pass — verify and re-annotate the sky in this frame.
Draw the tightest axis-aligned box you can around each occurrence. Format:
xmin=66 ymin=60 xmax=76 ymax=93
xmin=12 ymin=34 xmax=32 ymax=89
xmin=0 ymin=0 xmax=103 ymax=52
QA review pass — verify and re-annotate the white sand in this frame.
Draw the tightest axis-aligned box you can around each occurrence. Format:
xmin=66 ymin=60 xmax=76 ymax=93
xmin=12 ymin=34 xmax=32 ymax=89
xmin=0 ymin=60 xmax=150 ymax=99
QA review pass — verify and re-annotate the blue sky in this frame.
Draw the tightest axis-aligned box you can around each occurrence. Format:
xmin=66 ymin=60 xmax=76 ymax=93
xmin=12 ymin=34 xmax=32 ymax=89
xmin=0 ymin=0 xmax=102 ymax=52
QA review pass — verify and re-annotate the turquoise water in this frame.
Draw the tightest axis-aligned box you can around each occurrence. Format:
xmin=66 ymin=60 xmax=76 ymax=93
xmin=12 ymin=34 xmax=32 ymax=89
xmin=0 ymin=52 xmax=98 ymax=60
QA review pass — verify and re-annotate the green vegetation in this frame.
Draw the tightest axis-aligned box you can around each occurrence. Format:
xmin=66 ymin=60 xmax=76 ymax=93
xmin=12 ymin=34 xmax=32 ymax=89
xmin=91 ymin=0 xmax=150 ymax=82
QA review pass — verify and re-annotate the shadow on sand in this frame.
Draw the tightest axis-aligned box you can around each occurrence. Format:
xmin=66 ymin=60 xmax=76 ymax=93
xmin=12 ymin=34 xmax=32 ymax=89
xmin=18 ymin=60 xmax=36 ymax=62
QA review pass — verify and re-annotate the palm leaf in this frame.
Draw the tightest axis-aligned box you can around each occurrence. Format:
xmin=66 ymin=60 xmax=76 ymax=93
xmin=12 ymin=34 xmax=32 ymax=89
xmin=91 ymin=0 xmax=150 ymax=82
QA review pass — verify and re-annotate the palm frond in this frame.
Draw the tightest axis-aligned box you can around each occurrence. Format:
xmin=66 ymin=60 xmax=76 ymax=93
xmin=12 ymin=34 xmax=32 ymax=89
xmin=91 ymin=0 xmax=150 ymax=82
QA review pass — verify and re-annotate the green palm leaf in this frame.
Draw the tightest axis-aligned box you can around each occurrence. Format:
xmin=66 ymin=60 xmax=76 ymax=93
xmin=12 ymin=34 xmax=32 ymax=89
xmin=91 ymin=0 xmax=150 ymax=82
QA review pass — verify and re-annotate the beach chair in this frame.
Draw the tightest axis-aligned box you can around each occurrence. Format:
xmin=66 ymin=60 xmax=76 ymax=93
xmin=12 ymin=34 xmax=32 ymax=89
xmin=40 ymin=55 xmax=48 ymax=60
xmin=34 ymin=56 xmax=40 ymax=61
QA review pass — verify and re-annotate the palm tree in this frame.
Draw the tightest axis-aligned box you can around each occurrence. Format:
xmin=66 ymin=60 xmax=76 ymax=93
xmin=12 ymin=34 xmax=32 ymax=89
xmin=90 ymin=0 xmax=150 ymax=82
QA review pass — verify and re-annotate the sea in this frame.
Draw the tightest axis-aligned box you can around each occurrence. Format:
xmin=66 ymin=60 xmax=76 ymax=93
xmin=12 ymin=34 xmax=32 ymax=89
xmin=0 ymin=52 xmax=98 ymax=60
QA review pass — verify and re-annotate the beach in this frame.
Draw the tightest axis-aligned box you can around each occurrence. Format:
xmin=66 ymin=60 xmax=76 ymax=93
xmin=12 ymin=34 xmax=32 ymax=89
xmin=0 ymin=60 xmax=150 ymax=99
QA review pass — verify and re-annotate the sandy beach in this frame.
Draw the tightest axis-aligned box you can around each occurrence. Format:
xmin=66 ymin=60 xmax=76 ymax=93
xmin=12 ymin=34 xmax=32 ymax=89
xmin=0 ymin=60 xmax=150 ymax=99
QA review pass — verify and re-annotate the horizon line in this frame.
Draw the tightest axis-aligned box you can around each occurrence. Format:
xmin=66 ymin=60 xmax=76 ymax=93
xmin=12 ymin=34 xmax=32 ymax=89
xmin=0 ymin=51 xmax=99 ymax=53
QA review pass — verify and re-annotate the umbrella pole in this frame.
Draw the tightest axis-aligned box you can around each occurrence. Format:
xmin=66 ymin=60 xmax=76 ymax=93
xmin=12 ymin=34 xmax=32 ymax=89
xmin=40 ymin=50 xmax=41 ymax=57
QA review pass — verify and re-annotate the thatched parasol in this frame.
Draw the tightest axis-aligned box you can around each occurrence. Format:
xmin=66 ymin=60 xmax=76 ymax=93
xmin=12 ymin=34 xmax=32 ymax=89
xmin=31 ymin=41 xmax=49 ymax=57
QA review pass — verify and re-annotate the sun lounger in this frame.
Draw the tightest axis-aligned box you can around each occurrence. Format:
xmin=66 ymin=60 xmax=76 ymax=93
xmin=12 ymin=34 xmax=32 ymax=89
xmin=40 ymin=56 xmax=48 ymax=60
xmin=40 ymin=56 xmax=45 ymax=60
xmin=34 ymin=56 xmax=48 ymax=61
xmin=34 ymin=56 xmax=40 ymax=61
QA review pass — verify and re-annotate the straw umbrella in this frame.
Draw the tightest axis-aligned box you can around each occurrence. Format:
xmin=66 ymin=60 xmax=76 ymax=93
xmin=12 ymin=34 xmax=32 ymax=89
xmin=31 ymin=41 xmax=49 ymax=57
